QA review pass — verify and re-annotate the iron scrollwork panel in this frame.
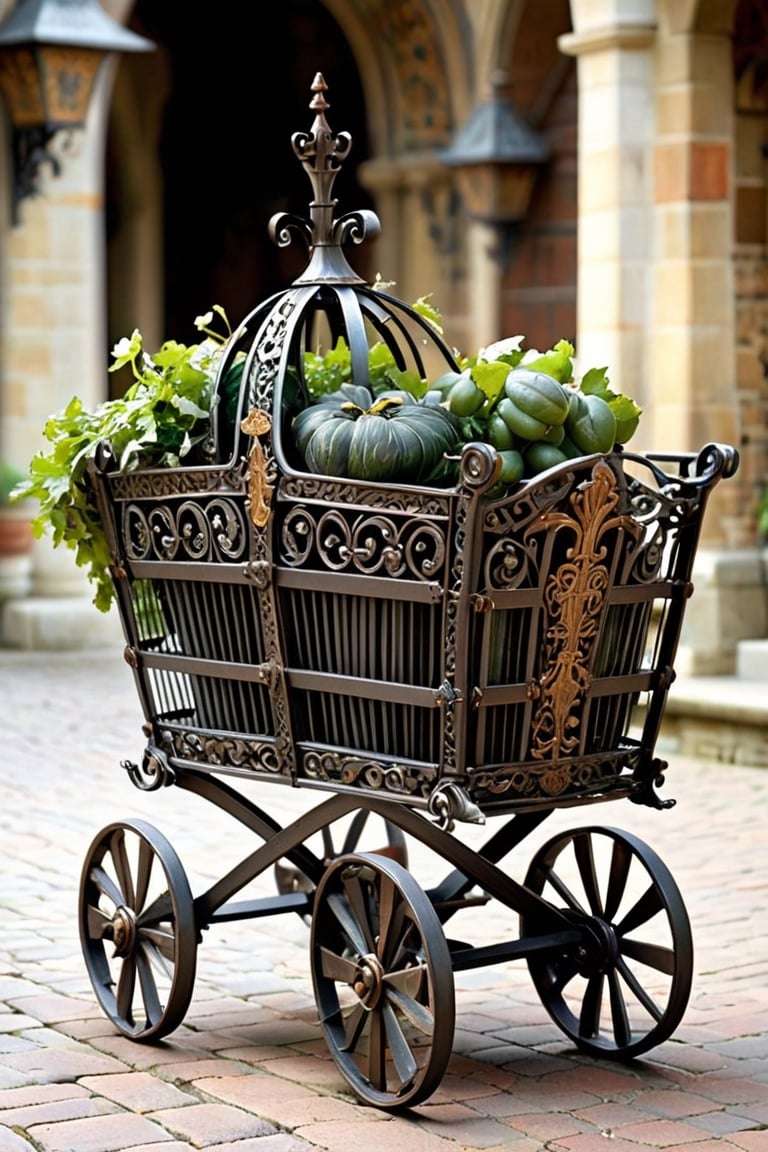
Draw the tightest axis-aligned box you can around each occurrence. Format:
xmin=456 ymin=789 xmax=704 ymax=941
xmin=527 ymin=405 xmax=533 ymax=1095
xmin=122 ymin=496 xmax=250 ymax=564
xmin=280 ymin=503 xmax=447 ymax=580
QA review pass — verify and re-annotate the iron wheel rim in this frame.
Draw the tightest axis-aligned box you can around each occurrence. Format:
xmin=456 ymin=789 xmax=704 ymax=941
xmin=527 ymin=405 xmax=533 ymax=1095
xmin=310 ymin=850 xmax=454 ymax=1108
xmin=78 ymin=818 xmax=197 ymax=1041
xmin=522 ymin=824 xmax=693 ymax=1059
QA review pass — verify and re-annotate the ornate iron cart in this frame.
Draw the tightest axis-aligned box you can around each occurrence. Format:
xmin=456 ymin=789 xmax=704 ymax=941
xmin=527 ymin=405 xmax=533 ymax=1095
xmin=79 ymin=74 xmax=739 ymax=1110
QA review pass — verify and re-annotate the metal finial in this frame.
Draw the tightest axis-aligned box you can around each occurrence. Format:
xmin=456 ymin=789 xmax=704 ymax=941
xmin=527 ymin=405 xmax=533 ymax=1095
xmin=291 ymin=72 xmax=352 ymax=213
xmin=268 ymin=72 xmax=380 ymax=285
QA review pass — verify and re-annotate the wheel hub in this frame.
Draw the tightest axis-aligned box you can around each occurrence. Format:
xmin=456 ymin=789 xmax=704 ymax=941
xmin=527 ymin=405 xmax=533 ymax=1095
xmin=574 ymin=916 xmax=619 ymax=976
xmin=110 ymin=905 xmax=137 ymax=957
xmin=352 ymin=953 xmax=384 ymax=1010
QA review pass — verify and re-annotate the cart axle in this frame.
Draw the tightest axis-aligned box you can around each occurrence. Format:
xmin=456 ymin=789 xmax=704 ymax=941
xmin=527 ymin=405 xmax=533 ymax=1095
xmin=449 ymin=928 xmax=583 ymax=972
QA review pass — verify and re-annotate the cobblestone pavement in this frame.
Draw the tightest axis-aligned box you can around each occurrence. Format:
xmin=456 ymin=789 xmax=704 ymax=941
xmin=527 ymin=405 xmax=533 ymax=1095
xmin=1 ymin=646 xmax=767 ymax=1152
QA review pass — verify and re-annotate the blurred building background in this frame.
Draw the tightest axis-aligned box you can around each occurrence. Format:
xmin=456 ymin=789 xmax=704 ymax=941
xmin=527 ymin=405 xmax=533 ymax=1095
xmin=0 ymin=0 xmax=766 ymax=758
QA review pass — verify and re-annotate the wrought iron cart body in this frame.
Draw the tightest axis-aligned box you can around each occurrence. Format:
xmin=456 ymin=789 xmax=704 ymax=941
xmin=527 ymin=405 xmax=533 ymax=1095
xmin=79 ymin=75 xmax=739 ymax=1109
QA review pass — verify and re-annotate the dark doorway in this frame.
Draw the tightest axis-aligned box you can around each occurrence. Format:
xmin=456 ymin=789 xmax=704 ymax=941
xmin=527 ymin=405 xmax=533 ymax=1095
xmin=107 ymin=1 xmax=372 ymax=348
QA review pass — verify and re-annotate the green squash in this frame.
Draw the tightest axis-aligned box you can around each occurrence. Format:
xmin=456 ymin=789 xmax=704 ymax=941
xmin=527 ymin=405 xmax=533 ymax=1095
xmin=445 ymin=372 xmax=485 ymax=417
xmin=524 ymin=441 xmax=569 ymax=475
xmin=496 ymin=395 xmax=551 ymax=442
xmin=504 ymin=367 xmax=570 ymax=427
xmin=565 ymin=391 xmax=617 ymax=455
xmin=294 ymin=389 xmax=461 ymax=483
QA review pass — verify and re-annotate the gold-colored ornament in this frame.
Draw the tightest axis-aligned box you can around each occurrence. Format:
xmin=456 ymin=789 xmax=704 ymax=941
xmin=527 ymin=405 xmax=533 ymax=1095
xmin=241 ymin=408 xmax=273 ymax=527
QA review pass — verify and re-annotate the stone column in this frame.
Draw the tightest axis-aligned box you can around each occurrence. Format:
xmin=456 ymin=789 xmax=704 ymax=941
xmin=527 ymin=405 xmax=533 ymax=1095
xmin=560 ymin=3 xmax=754 ymax=673
xmin=649 ymin=18 xmax=757 ymax=672
xmin=465 ymin=220 xmax=505 ymax=351
xmin=649 ymin=24 xmax=740 ymax=535
xmin=559 ymin=11 xmax=656 ymax=407
xmin=1 ymin=68 xmax=122 ymax=648
xmin=358 ymin=154 xmax=467 ymax=359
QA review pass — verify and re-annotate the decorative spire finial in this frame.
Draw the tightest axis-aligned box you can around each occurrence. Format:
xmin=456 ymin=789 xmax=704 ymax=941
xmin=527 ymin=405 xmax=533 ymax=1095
xmin=268 ymin=73 xmax=380 ymax=285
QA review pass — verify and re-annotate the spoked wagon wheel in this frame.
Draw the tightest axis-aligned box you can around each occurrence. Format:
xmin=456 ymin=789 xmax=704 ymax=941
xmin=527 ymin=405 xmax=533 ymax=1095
xmin=311 ymin=851 xmax=454 ymax=1109
xmin=79 ymin=818 xmax=197 ymax=1041
xmin=522 ymin=825 xmax=693 ymax=1060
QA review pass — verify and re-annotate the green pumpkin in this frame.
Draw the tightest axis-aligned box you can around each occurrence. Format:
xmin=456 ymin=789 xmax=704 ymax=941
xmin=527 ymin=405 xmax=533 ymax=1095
xmin=292 ymin=402 xmax=356 ymax=458
xmin=314 ymin=383 xmax=373 ymax=408
xmin=295 ymin=390 xmax=461 ymax=483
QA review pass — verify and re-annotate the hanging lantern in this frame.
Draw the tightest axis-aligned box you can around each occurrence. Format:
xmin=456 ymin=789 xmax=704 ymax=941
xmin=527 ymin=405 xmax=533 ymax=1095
xmin=0 ymin=0 xmax=153 ymax=221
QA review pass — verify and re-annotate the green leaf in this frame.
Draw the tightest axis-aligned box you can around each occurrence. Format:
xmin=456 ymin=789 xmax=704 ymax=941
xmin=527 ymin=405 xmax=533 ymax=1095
xmin=579 ymin=366 xmax=611 ymax=396
xmin=118 ymin=439 xmax=146 ymax=471
xmin=377 ymin=366 xmax=427 ymax=399
xmin=477 ymin=335 xmax=525 ymax=365
xmin=411 ymin=294 xmax=443 ymax=334
xmin=172 ymin=395 xmax=209 ymax=420
xmin=523 ymin=339 xmax=575 ymax=383
xmin=23 ymin=306 xmax=232 ymax=611
xmin=109 ymin=330 xmax=142 ymax=372
xmin=471 ymin=360 xmax=510 ymax=405
xmin=608 ymin=393 xmax=642 ymax=421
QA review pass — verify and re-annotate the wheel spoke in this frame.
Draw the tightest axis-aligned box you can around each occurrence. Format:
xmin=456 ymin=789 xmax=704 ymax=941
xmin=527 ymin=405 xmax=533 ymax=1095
xmin=380 ymin=900 xmax=409 ymax=970
xmin=574 ymin=835 xmax=603 ymax=914
xmin=137 ymin=946 xmax=163 ymax=1026
xmin=607 ymin=969 xmax=632 ymax=1046
xmin=136 ymin=890 xmax=174 ymax=929
xmin=367 ymin=1005 xmax=386 ymax=1090
xmin=135 ymin=837 xmax=155 ymax=914
xmin=620 ymin=936 xmax=675 ymax=976
xmin=140 ymin=926 xmax=177 ymax=966
xmin=341 ymin=810 xmax=370 ymax=854
xmin=340 ymin=1001 xmax=367 ymax=1051
xmin=384 ymin=962 xmax=424 ymax=996
xmin=90 ymin=863 xmax=124 ymax=909
xmin=327 ymin=889 xmax=369 ymax=956
xmin=318 ymin=943 xmax=358 ymax=983
xmin=617 ymin=883 xmax=664 ymax=935
xmin=342 ymin=870 xmax=377 ymax=953
xmin=115 ymin=955 xmax=136 ymax=1022
xmin=110 ymin=828 xmax=135 ymax=910
xmin=542 ymin=867 xmax=585 ymax=914
xmin=604 ymin=840 xmax=632 ymax=922
xmin=85 ymin=904 xmax=114 ymax=943
xmin=384 ymin=978 xmax=433 ymax=1034
xmin=376 ymin=872 xmax=397 ymax=961
xmin=321 ymin=825 xmax=336 ymax=859
xmin=382 ymin=999 xmax=419 ymax=1084
xmin=579 ymin=972 xmax=603 ymax=1038
xmin=616 ymin=956 xmax=664 ymax=1020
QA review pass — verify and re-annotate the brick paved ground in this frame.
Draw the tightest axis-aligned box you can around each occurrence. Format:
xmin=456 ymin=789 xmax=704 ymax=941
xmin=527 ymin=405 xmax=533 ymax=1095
xmin=0 ymin=647 xmax=766 ymax=1152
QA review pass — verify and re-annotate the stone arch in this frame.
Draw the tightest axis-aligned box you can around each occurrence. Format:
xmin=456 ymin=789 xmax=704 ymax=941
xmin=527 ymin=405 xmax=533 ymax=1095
xmin=657 ymin=0 xmax=738 ymax=35
xmin=104 ymin=0 xmax=487 ymax=358
xmin=500 ymin=0 xmax=577 ymax=349
xmin=323 ymin=0 xmax=472 ymax=152
xmin=103 ymin=1 xmax=579 ymax=366
xmin=105 ymin=1 xmax=375 ymax=360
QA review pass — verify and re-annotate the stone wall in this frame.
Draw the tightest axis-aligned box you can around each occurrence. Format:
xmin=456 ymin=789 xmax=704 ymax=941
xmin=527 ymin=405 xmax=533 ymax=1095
xmin=734 ymin=247 xmax=768 ymax=541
